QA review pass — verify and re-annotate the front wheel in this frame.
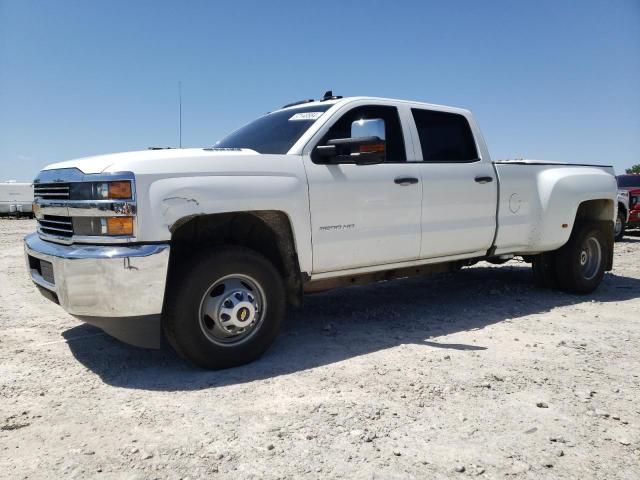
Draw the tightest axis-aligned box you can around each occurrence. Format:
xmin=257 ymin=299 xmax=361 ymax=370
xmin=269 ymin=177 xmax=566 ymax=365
xmin=614 ymin=210 xmax=626 ymax=241
xmin=163 ymin=246 xmax=286 ymax=369
xmin=554 ymin=222 xmax=609 ymax=294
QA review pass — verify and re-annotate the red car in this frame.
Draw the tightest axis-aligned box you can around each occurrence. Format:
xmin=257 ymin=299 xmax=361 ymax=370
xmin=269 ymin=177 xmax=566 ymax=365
xmin=617 ymin=174 xmax=640 ymax=230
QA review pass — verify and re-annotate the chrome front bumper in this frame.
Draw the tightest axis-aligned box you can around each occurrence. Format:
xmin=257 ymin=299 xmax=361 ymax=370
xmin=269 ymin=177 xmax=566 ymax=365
xmin=24 ymin=233 xmax=170 ymax=348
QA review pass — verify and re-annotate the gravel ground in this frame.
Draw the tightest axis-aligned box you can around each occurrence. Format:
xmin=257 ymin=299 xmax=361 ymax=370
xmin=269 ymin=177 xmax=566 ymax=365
xmin=1 ymin=219 xmax=639 ymax=479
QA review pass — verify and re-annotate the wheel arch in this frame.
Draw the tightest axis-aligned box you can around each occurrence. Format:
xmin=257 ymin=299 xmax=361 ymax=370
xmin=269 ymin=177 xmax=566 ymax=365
xmin=166 ymin=211 xmax=304 ymax=307
xmin=575 ymin=198 xmax=615 ymax=223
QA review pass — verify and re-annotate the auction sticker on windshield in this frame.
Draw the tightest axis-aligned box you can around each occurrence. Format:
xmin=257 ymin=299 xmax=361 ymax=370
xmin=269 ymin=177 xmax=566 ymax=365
xmin=289 ymin=112 xmax=324 ymax=121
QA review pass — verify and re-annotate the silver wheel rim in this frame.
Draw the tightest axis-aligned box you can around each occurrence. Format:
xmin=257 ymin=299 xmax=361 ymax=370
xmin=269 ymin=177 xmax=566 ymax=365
xmin=614 ymin=216 xmax=622 ymax=236
xmin=198 ymin=274 xmax=266 ymax=346
xmin=579 ymin=236 xmax=602 ymax=281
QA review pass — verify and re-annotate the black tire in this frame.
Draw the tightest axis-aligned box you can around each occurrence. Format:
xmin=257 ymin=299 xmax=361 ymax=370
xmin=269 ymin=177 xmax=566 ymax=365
xmin=614 ymin=210 xmax=626 ymax=241
xmin=531 ymin=251 xmax=558 ymax=289
xmin=163 ymin=246 xmax=286 ymax=369
xmin=554 ymin=222 xmax=609 ymax=294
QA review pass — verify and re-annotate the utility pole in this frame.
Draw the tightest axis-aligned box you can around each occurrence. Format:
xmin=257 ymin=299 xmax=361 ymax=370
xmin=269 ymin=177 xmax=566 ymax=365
xmin=178 ymin=81 xmax=182 ymax=148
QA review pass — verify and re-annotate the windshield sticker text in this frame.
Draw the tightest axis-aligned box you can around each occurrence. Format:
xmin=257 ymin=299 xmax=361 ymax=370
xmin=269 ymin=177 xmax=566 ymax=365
xmin=319 ymin=224 xmax=355 ymax=232
xmin=289 ymin=112 xmax=324 ymax=121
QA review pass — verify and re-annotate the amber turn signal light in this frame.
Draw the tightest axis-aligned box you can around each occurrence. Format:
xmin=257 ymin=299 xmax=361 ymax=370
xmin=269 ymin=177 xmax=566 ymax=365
xmin=360 ymin=143 xmax=385 ymax=153
xmin=108 ymin=181 xmax=132 ymax=199
xmin=106 ymin=217 xmax=134 ymax=235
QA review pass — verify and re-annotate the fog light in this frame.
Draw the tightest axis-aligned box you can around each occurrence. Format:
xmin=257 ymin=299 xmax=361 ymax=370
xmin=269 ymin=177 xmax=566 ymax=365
xmin=106 ymin=217 xmax=134 ymax=235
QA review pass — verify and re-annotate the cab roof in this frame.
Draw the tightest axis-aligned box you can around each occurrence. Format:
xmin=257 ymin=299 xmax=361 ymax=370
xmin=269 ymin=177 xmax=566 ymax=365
xmin=277 ymin=96 xmax=472 ymax=116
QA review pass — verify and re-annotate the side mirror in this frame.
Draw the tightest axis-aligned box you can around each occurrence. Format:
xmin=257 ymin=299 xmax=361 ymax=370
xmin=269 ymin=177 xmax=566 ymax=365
xmin=327 ymin=136 xmax=385 ymax=165
xmin=351 ymin=118 xmax=385 ymax=140
xmin=315 ymin=118 xmax=386 ymax=165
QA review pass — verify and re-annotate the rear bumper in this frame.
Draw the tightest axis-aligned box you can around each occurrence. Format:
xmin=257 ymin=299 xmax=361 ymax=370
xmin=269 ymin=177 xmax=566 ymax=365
xmin=24 ymin=233 xmax=170 ymax=348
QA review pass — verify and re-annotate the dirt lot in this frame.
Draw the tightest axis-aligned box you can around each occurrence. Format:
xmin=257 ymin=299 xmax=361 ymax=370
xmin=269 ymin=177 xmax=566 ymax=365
xmin=1 ymin=219 xmax=639 ymax=479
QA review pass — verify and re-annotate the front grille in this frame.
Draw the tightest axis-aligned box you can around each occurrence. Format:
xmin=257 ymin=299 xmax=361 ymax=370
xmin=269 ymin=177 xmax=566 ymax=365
xmin=34 ymin=183 xmax=70 ymax=200
xmin=37 ymin=215 xmax=73 ymax=238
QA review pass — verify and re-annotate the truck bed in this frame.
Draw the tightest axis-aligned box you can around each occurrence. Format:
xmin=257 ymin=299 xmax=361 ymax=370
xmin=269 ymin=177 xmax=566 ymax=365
xmin=492 ymin=160 xmax=616 ymax=255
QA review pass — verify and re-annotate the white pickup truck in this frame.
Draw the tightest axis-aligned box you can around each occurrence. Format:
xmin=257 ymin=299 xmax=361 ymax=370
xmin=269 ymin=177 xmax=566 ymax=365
xmin=25 ymin=93 xmax=618 ymax=369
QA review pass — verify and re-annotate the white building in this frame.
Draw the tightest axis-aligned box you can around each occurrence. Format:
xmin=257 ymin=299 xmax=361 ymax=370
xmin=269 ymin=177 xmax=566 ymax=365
xmin=0 ymin=181 xmax=34 ymax=217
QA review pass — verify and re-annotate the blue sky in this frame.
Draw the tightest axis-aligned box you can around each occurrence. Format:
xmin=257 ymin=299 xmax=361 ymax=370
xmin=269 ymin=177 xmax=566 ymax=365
xmin=1 ymin=0 xmax=639 ymax=181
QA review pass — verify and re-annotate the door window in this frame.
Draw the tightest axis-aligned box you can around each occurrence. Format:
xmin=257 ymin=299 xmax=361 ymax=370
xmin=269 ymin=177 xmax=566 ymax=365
xmin=411 ymin=109 xmax=478 ymax=162
xmin=312 ymin=105 xmax=407 ymax=163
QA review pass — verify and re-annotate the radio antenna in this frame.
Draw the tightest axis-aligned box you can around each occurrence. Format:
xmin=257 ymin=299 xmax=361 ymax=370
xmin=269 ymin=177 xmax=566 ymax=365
xmin=178 ymin=81 xmax=182 ymax=148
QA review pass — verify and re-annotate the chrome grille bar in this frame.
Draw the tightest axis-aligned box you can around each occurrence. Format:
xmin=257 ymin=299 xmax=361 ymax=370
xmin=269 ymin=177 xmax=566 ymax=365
xmin=38 ymin=218 xmax=73 ymax=226
xmin=37 ymin=215 xmax=73 ymax=237
xmin=34 ymin=183 xmax=70 ymax=200
xmin=39 ymin=225 xmax=73 ymax=234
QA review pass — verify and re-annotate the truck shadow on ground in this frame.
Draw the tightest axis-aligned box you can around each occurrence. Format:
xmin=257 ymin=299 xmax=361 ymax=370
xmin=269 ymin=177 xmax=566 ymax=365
xmin=63 ymin=263 xmax=640 ymax=391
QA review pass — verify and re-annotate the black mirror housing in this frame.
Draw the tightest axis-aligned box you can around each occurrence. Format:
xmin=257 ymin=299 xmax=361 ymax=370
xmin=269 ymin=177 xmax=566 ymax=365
xmin=316 ymin=136 xmax=385 ymax=165
xmin=315 ymin=145 xmax=337 ymax=158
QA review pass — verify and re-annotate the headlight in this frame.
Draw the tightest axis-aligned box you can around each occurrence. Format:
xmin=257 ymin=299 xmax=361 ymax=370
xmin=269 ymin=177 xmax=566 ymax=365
xmin=97 ymin=181 xmax=132 ymax=199
xmin=72 ymin=216 xmax=135 ymax=236
xmin=70 ymin=181 xmax=133 ymax=200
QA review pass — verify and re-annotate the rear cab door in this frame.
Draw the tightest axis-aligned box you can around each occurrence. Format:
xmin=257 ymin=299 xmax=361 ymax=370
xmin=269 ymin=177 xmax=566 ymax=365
xmin=405 ymin=105 xmax=498 ymax=259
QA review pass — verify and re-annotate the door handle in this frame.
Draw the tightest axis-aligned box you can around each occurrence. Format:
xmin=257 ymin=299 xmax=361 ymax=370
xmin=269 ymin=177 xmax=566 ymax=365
xmin=474 ymin=176 xmax=493 ymax=184
xmin=394 ymin=177 xmax=419 ymax=186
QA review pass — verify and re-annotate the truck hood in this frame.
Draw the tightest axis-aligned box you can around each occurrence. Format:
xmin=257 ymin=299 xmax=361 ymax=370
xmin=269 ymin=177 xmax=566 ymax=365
xmin=42 ymin=148 xmax=261 ymax=175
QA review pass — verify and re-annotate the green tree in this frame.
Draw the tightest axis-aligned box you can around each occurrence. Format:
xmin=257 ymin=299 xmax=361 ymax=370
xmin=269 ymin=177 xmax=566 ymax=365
xmin=626 ymin=164 xmax=640 ymax=174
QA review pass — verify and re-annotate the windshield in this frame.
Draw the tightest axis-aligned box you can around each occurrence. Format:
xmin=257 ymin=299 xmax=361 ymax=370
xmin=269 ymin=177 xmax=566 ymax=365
xmin=617 ymin=175 xmax=640 ymax=188
xmin=214 ymin=104 xmax=333 ymax=154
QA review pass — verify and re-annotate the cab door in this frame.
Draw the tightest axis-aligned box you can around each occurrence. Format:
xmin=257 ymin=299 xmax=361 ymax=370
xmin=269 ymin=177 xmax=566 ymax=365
xmin=408 ymin=108 xmax=498 ymax=258
xmin=304 ymin=104 xmax=422 ymax=273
